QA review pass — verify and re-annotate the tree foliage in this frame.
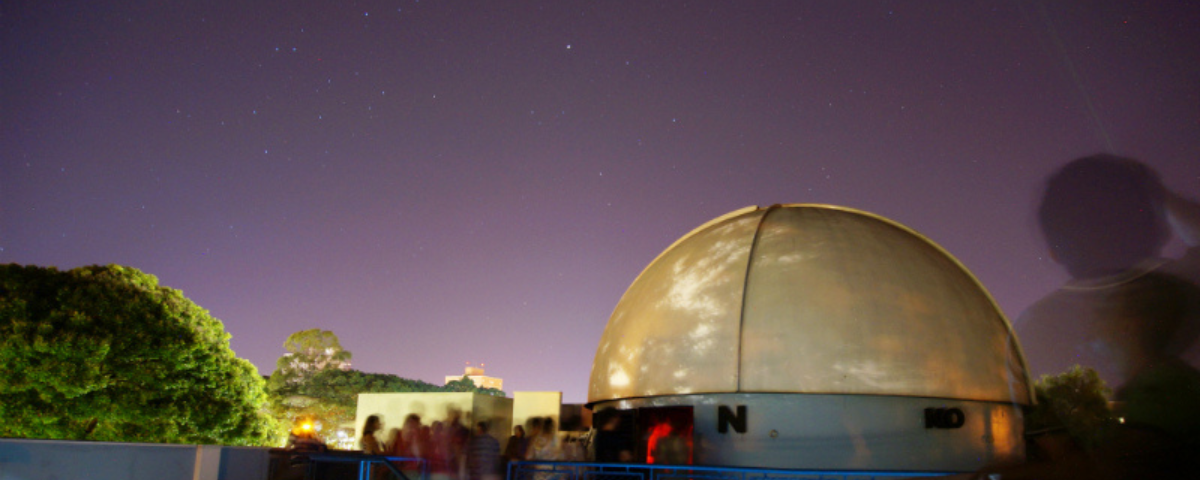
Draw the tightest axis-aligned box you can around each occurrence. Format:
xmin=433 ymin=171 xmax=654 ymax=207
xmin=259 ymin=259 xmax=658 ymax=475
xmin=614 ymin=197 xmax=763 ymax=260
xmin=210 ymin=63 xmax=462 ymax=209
xmin=0 ymin=264 xmax=277 ymax=445
xmin=268 ymin=328 xmax=352 ymax=392
xmin=267 ymin=330 xmax=505 ymax=437
xmin=270 ymin=368 xmax=508 ymax=433
xmin=1026 ymin=365 xmax=1116 ymax=450
xmin=444 ymin=375 xmax=506 ymax=397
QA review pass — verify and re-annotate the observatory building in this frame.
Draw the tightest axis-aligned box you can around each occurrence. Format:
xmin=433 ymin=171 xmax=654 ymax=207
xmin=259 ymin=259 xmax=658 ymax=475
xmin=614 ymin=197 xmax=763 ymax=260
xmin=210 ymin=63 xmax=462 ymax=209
xmin=588 ymin=204 xmax=1033 ymax=472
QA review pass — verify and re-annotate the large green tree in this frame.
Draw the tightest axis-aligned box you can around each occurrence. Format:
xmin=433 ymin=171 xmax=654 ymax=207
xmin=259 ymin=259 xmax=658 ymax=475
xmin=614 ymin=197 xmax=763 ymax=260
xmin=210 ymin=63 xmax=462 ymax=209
xmin=0 ymin=264 xmax=276 ymax=445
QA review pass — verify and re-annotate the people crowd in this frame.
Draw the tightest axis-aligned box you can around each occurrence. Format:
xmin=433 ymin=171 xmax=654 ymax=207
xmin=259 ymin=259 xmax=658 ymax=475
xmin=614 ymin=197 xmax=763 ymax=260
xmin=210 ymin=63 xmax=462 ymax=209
xmin=354 ymin=413 xmax=620 ymax=480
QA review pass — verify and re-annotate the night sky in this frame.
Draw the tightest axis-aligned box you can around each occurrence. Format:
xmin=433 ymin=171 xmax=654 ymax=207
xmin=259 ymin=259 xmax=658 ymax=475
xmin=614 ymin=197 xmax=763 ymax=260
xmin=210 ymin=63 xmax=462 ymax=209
xmin=3 ymin=1 xmax=1199 ymax=402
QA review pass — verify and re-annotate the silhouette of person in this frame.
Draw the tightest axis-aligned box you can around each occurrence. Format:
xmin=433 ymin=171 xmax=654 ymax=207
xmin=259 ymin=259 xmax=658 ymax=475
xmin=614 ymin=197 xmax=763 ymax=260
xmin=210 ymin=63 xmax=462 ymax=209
xmin=502 ymin=425 xmax=526 ymax=465
xmin=593 ymin=410 xmax=633 ymax=463
xmin=526 ymin=417 xmax=561 ymax=461
xmin=360 ymin=415 xmax=386 ymax=455
xmin=467 ymin=422 xmax=501 ymax=480
xmin=1019 ymin=155 xmax=1200 ymax=386
xmin=973 ymin=154 xmax=1200 ymax=479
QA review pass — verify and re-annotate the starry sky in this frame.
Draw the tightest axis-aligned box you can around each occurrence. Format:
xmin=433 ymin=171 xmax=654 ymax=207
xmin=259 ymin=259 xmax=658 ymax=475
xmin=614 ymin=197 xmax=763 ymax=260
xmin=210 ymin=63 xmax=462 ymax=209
xmin=3 ymin=1 xmax=1199 ymax=403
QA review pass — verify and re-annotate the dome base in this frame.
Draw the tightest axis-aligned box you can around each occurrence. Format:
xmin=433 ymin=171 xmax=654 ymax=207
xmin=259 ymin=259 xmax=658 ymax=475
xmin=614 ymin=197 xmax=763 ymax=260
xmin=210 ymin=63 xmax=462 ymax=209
xmin=594 ymin=392 xmax=1025 ymax=472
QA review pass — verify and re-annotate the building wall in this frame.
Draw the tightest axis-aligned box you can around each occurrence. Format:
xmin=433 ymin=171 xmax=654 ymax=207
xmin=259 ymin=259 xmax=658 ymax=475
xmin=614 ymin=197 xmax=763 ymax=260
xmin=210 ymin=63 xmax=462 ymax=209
xmin=470 ymin=375 xmax=503 ymax=390
xmin=472 ymin=394 xmax=515 ymax=441
xmin=356 ymin=392 xmax=514 ymax=445
xmin=0 ymin=439 xmax=269 ymax=480
xmin=444 ymin=375 xmax=504 ymax=390
xmin=594 ymin=393 xmax=1024 ymax=472
xmin=512 ymin=391 xmax=562 ymax=435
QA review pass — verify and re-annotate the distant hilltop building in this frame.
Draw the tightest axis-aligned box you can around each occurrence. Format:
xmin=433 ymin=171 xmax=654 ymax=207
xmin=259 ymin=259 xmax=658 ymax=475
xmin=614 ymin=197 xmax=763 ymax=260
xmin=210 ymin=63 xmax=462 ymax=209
xmin=445 ymin=364 xmax=503 ymax=390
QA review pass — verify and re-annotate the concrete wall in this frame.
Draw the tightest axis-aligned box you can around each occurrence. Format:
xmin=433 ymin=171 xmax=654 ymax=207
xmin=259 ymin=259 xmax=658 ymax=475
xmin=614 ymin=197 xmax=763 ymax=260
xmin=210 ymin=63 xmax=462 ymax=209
xmin=595 ymin=393 xmax=1024 ymax=472
xmin=0 ymin=438 xmax=269 ymax=480
xmin=512 ymin=392 xmax=562 ymax=435
xmin=356 ymin=392 xmax=514 ymax=445
xmin=472 ymin=393 xmax=514 ymax=441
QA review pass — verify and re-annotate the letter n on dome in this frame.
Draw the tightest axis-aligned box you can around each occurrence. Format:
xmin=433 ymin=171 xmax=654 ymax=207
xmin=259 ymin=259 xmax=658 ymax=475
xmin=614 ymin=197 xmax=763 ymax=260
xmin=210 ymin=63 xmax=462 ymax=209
xmin=718 ymin=405 xmax=747 ymax=434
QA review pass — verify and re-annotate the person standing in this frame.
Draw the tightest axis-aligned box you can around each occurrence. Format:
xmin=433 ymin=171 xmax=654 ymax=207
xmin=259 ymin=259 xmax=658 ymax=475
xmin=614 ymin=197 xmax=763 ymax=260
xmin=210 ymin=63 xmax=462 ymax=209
xmin=360 ymin=415 xmax=386 ymax=455
xmin=467 ymin=422 xmax=501 ymax=480
xmin=502 ymin=425 xmax=526 ymax=465
xmin=526 ymin=417 xmax=561 ymax=461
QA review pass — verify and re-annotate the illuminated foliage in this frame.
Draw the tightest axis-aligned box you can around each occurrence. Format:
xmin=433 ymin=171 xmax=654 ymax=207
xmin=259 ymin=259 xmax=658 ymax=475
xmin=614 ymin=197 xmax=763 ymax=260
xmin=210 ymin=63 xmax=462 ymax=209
xmin=1026 ymin=365 xmax=1116 ymax=450
xmin=268 ymin=328 xmax=352 ymax=392
xmin=444 ymin=375 xmax=505 ymax=397
xmin=273 ymin=369 xmax=447 ymax=431
xmin=0 ymin=264 xmax=277 ymax=445
xmin=267 ymin=330 xmax=505 ymax=439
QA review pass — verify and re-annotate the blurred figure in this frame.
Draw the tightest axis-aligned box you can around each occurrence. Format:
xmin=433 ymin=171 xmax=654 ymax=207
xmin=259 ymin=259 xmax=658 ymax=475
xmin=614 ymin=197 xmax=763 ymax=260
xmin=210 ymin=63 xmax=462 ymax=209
xmin=420 ymin=424 xmax=434 ymax=460
xmin=400 ymin=414 xmax=424 ymax=457
xmin=389 ymin=414 xmax=425 ymax=474
xmin=467 ymin=422 xmax=501 ymax=480
xmin=522 ymin=417 xmax=543 ymax=460
xmin=360 ymin=415 xmax=386 ymax=455
xmin=385 ymin=428 xmax=405 ymax=456
xmin=527 ymin=417 xmax=561 ymax=461
xmin=502 ymin=425 xmax=527 ymax=465
xmin=651 ymin=417 xmax=688 ymax=465
xmin=447 ymin=409 xmax=471 ymax=479
xmin=1020 ymin=155 xmax=1200 ymax=383
xmin=522 ymin=418 xmax=560 ymax=480
xmin=592 ymin=410 xmax=632 ymax=463
xmin=989 ymin=154 xmax=1200 ymax=479
xmin=430 ymin=421 xmax=452 ymax=476
xmin=560 ymin=433 xmax=585 ymax=462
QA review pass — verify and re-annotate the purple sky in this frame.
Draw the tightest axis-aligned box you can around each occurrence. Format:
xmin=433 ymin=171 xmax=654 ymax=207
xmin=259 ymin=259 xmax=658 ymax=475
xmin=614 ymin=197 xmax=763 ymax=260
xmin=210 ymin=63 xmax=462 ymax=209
xmin=3 ymin=1 xmax=1198 ymax=403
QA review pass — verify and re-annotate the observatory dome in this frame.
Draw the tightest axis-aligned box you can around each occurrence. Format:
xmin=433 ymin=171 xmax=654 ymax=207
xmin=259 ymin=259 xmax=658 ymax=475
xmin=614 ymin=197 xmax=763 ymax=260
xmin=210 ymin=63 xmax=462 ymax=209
xmin=589 ymin=204 xmax=1031 ymax=405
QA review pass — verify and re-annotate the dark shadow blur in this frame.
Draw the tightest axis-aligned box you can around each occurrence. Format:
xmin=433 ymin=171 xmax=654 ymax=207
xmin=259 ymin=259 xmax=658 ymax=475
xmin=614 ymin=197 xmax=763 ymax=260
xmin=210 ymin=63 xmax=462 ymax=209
xmin=592 ymin=410 xmax=633 ymax=463
xmin=992 ymin=154 xmax=1200 ymax=479
xmin=501 ymin=425 xmax=526 ymax=466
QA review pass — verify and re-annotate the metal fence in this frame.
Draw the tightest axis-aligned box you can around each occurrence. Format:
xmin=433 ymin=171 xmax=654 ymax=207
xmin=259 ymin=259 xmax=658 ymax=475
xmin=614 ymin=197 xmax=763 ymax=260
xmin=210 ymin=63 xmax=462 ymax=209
xmin=274 ymin=455 xmax=951 ymax=480
xmin=506 ymin=461 xmax=951 ymax=480
xmin=269 ymin=451 xmax=428 ymax=480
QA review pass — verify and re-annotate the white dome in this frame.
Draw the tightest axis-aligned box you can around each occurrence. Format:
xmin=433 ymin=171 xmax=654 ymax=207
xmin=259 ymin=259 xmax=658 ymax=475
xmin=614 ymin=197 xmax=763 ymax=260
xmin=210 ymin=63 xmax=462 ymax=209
xmin=589 ymin=204 xmax=1032 ymax=404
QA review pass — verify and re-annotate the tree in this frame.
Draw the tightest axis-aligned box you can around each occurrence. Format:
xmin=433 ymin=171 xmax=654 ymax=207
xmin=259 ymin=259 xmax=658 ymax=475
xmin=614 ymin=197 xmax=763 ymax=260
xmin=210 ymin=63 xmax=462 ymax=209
xmin=266 ymin=330 xmax=508 ymax=438
xmin=0 ymin=264 xmax=277 ymax=445
xmin=1026 ymin=365 xmax=1116 ymax=450
xmin=267 ymin=328 xmax=352 ymax=393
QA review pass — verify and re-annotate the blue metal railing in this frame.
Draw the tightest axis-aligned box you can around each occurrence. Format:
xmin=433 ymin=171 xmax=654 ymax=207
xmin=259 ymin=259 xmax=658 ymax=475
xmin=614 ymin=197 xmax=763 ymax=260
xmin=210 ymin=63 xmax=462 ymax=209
xmin=281 ymin=455 xmax=951 ymax=480
xmin=507 ymin=461 xmax=952 ymax=480
xmin=299 ymin=453 xmax=428 ymax=480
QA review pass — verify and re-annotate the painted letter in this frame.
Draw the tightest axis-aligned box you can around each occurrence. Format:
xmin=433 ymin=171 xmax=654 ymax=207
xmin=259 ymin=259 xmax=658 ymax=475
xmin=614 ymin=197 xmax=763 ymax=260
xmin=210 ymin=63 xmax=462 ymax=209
xmin=718 ymin=405 xmax=747 ymax=434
